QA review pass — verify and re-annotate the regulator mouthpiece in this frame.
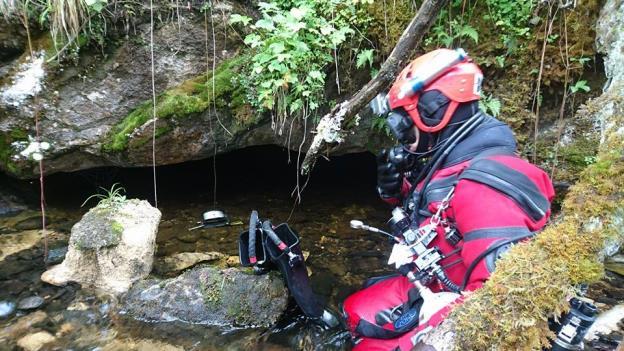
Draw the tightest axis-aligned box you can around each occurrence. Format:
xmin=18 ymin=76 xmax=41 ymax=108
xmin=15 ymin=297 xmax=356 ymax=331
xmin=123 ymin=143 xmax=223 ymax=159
xmin=350 ymin=220 xmax=364 ymax=229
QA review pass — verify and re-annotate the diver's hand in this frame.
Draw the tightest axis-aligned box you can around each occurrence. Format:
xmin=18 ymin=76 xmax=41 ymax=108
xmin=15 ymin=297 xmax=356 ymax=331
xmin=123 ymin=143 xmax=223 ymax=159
xmin=377 ymin=149 xmax=403 ymax=200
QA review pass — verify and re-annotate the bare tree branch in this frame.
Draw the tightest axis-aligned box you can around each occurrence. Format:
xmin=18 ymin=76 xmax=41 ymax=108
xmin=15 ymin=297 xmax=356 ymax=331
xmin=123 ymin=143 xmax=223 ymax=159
xmin=301 ymin=0 xmax=449 ymax=174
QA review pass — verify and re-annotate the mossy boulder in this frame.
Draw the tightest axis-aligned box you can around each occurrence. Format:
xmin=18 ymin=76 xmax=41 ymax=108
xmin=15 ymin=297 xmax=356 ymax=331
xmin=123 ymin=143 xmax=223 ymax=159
xmin=41 ymin=199 xmax=161 ymax=294
xmin=121 ymin=266 xmax=288 ymax=327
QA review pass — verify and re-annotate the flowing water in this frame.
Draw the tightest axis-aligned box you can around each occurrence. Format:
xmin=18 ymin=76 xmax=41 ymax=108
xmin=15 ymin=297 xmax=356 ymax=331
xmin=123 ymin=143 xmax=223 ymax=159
xmin=0 ymin=147 xmax=398 ymax=350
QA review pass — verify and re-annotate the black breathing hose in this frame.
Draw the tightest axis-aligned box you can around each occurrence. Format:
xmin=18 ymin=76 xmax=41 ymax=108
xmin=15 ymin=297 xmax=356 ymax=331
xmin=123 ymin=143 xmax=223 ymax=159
xmin=262 ymin=220 xmax=287 ymax=251
xmin=405 ymin=112 xmax=486 ymax=212
xmin=435 ymin=269 xmax=462 ymax=293
xmin=248 ymin=210 xmax=259 ymax=263
xmin=417 ymin=114 xmax=485 ymax=202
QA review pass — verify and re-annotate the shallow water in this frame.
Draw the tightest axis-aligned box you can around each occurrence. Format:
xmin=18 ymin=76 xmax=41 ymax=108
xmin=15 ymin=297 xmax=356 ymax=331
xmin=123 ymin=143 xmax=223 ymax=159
xmin=0 ymin=148 xmax=397 ymax=350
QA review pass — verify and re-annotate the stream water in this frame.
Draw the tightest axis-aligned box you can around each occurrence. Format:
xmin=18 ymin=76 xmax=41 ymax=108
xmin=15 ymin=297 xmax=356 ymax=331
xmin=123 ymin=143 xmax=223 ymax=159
xmin=1 ymin=146 xmax=623 ymax=350
xmin=0 ymin=147 xmax=399 ymax=350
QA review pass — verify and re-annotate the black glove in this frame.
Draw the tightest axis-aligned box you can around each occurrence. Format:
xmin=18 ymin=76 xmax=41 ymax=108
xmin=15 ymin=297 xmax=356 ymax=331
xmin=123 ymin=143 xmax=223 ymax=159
xmin=377 ymin=149 xmax=403 ymax=200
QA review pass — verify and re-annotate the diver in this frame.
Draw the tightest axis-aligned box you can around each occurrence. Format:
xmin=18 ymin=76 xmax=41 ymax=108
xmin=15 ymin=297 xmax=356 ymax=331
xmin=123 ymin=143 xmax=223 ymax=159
xmin=342 ymin=49 xmax=556 ymax=350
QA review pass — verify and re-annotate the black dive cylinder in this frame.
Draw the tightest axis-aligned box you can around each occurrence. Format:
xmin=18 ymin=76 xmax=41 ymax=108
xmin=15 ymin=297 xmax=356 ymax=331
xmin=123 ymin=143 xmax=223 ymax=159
xmin=550 ymin=298 xmax=597 ymax=351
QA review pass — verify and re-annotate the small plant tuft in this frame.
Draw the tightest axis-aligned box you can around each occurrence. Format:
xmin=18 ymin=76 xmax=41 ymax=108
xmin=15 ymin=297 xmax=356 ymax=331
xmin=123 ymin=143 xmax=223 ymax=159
xmin=81 ymin=183 xmax=127 ymax=208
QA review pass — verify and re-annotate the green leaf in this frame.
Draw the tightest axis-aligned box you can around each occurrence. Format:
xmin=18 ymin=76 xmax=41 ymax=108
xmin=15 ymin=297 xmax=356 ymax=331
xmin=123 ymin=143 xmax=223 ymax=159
xmin=290 ymin=7 xmax=307 ymax=20
xmin=356 ymin=49 xmax=374 ymax=69
xmin=320 ymin=25 xmax=334 ymax=35
xmin=570 ymin=80 xmax=590 ymax=94
xmin=243 ymin=34 xmax=261 ymax=48
xmin=269 ymin=42 xmax=286 ymax=54
xmin=229 ymin=14 xmax=252 ymax=26
xmin=459 ymin=25 xmax=479 ymax=44
xmin=255 ymin=19 xmax=275 ymax=31
xmin=85 ymin=0 xmax=107 ymax=13
xmin=308 ymin=70 xmax=323 ymax=81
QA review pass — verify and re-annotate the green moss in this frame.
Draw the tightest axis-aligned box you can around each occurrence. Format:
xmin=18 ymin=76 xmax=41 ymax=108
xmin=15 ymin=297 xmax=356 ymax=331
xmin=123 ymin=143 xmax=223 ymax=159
xmin=0 ymin=131 xmax=27 ymax=176
xmin=102 ymin=56 xmax=252 ymax=152
xmin=111 ymin=220 xmax=124 ymax=239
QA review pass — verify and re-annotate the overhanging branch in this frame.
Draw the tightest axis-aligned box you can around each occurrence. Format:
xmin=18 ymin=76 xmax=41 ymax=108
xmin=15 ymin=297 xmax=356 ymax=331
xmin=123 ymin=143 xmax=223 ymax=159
xmin=301 ymin=0 xmax=449 ymax=174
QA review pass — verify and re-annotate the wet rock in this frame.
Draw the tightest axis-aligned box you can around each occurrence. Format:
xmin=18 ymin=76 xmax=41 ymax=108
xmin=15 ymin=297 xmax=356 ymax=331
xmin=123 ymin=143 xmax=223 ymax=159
xmin=41 ymin=199 xmax=161 ymax=294
xmin=0 ymin=260 xmax=35 ymax=279
xmin=17 ymin=296 xmax=44 ymax=310
xmin=17 ymin=331 xmax=56 ymax=351
xmin=102 ymin=339 xmax=184 ymax=351
xmin=121 ymin=266 xmax=288 ymax=327
xmin=55 ymin=322 xmax=75 ymax=337
xmin=585 ymin=304 xmax=624 ymax=342
xmin=14 ymin=216 xmax=43 ymax=231
xmin=605 ymin=261 xmax=624 ymax=276
xmin=0 ymin=310 xmax=47 ymax=340
xmin=226 ymin=255 xmax=239 ymax=267
xmin=176 ymin=230 xmax=201 ymax=243
xmin=0 ymin=230 xmax=42 ymax=261
xmin=153 ymin=252 xmax=225 ymax=275
xmin=45 ymin=246 xmax=68 ymax=265
xmin=0 ymin=301 xmax=16 ymax=318
xmin=0 ymin=280 xmax=28 ymax=295
xmin=0 ymin=189 xmax=27 ymax=218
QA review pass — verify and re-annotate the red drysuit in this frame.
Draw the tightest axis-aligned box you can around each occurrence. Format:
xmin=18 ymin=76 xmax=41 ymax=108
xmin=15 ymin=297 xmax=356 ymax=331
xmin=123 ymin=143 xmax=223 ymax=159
xmin=344 ymin=115 xmax=555 ymax=350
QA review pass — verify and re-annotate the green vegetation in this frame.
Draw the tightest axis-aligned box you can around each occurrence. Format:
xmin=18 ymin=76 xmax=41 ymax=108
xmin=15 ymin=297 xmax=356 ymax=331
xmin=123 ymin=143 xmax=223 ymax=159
xmin=102 ymin=56 xmax=248 ymax=152
xmin=1 ymin=0 xmax=143 ymax=60
xmin=230 ymin=0 xmax=374 ymax=122
xmin=81 ymin=183 xmax=127 ymax=208
xmin=111 ymin=220 xmax=124 ymax=236
xmin=0 ymin=130 xmax=28 ymax=176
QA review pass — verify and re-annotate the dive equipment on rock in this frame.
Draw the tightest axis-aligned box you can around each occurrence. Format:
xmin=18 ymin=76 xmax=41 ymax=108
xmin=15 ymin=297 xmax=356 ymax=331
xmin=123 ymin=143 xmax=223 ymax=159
xmin=239 ymin=211 xmax=271 ymax=274
xmin=550 ymin=298 xmax=597 ymax=351
xmin=237 ymin=211 xmax=339 ymax=328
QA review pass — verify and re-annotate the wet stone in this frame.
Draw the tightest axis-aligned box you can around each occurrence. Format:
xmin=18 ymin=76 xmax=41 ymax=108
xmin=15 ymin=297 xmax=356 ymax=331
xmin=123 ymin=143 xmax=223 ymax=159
xmin=14 ymin=216 xmax=43 ymax=231
xmin=0 ymin=300 xmax=16 ymax=318
xmin=121 ymin=266 xmax=288 ymax=327
xmin=0 ymin=310 xmax=48 ymax=340
xmin=46 ymin=247 xmax=68 ymax=265
xmin=0 ymin=260 xmax=34 ymax=279
xmin=0 ymin=279 xmax=28 ymax=295
xmin=17 ymin=296 xmax=45 ymax=310
xmin=17 ymin=331 xmax=57 ymax=351
xmin=153 ymin=252 xmax=225 ymax=275
xmin=176 ymin=230 xmax=200 ymax=243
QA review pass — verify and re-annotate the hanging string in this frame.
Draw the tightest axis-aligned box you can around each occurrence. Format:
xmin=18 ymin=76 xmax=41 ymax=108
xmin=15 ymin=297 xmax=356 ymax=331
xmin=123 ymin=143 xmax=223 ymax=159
xmin=22 ymin=0 xmax=48 ymax=264
xmin=205 ymin=3 xmax=217 ymax=207
xmin=150 ymin=0 xmax=158 ymax=207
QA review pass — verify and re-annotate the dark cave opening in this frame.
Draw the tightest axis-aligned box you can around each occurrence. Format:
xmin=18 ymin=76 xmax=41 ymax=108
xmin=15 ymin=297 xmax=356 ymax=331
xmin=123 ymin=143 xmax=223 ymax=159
xmin=3 ymin=146 xmax=381 ymax=211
